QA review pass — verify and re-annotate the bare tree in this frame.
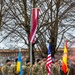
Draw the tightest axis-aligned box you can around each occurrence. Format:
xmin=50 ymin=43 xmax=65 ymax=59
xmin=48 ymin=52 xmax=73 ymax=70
xmin=0 ymin=0 xmax=75 ymax=58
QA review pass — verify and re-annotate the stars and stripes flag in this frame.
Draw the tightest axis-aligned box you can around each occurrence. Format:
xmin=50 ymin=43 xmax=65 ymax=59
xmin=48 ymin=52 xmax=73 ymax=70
xmin=29 ymin=8 xmax=40 ymax=43
xmin=46 ymin=44 xmax=52 ymax=75
xmin=62 ymin=40 xmax=68 ymax=74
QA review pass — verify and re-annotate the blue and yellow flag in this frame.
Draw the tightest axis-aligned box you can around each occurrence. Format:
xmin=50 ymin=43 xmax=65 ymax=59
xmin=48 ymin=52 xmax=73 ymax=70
xmin=16 ymin=52 xmax=22 ymax=75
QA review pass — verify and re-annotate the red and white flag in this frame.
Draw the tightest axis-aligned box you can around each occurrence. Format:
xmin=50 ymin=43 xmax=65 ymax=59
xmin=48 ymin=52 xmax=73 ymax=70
xmin=29 ymin=8 xmax=40 ymax=43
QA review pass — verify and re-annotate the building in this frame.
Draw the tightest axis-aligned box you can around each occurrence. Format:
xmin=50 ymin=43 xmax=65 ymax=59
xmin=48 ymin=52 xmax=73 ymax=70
xmin=0 ymin=48 xmax=75 ymax=60
xmin=0 ymin=49 xmax=28 ymax=57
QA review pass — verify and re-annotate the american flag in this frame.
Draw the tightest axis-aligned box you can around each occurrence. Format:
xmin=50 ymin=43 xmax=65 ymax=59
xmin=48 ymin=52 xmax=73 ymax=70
xmin=46 ymin=44 xmax=52 ymax=75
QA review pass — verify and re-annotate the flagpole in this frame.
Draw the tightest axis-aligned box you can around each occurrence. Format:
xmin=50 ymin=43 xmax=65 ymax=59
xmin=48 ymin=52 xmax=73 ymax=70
xmin=30 ymin=1 xmax=40 ymax=65
xmin=30 ymin=43 xmax=32 ymax=65
xmin=30 ymin=0 xmax=33 ymax=65
xmin=19 ymin=47 xmax=21 ymax=52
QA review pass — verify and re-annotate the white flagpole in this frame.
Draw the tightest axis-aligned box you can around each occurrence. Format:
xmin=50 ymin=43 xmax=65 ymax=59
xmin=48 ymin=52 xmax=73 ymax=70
xmin=19 ymin=47 xmax=21 ymax=52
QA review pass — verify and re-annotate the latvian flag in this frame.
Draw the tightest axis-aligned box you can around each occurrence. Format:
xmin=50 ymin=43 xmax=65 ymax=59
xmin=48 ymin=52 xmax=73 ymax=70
xmin=29 ymin=8 xmax=40 ymax=43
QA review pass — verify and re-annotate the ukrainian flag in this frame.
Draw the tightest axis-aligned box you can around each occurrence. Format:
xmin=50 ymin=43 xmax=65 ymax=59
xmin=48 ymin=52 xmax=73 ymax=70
xmin=16 ymin=52 xmax=22 ymax=75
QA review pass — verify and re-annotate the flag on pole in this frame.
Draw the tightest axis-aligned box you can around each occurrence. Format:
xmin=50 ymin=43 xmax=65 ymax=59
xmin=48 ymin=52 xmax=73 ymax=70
xmin=29 ymin=8 xmax=40 ymax=43
xmin=46 ymin=44 xmax=52 ymax=75
xmin=16 ymin=52 xmax=22 ymax=75
xmin=62 ymin=40 xmax=68 ymax=74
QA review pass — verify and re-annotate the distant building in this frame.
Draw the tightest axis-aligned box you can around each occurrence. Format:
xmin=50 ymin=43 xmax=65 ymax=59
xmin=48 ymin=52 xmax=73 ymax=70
xmin=0 ymin=49 xmax=28 ymax=57
xmin=0 ymin=48 xmax=75 ymax=61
